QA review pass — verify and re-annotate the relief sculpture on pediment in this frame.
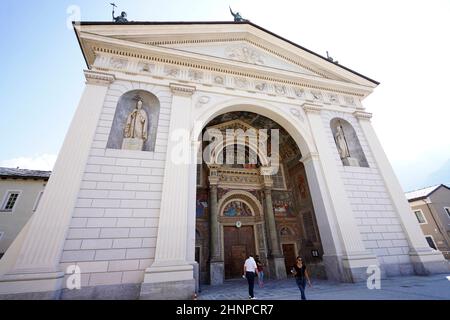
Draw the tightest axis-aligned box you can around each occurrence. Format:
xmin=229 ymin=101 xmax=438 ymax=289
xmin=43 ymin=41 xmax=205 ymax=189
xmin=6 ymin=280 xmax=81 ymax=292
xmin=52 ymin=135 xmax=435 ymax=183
xmin=226 ymin=46 xmax=265 ymax=65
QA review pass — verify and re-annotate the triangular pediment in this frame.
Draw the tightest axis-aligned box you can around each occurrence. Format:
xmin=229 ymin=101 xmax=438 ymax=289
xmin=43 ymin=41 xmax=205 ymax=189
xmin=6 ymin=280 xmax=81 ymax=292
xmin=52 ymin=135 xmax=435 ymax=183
xmin=160 ymin=40 xmax=319 ymax=77
xmin=74 ymin=22 xmax=378 ymax=95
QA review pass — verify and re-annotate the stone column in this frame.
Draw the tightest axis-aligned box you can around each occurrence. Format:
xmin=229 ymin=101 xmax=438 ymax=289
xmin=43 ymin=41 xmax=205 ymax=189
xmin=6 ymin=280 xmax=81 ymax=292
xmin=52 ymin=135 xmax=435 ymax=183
xmin=354 ymin=111 xmax=449 ymax=275
xmin=0 ymin=70 xmax=115 ymax=297
xmin=140 ymin=83 xmax=197 ymax=300
xmin=260 ymin=167 xmax=286 ymax=279
xmin=208 ymin=166 xmax=224 ymax=284
xmin=302 ymin=103 xmax=379 ymax=282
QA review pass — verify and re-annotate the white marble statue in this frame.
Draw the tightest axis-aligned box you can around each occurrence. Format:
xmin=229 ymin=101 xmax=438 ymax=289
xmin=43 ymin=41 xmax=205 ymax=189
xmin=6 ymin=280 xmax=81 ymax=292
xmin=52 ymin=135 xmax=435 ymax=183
xmin=334 ymin=125 xmax=350 ymax=159
xmin=122 ymin=98 xmax=148 ymax=150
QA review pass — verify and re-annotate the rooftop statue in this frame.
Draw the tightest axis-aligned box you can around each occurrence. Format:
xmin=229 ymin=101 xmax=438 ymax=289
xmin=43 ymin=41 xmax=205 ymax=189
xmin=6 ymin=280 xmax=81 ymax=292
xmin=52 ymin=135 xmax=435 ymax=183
xmin=229 ymin=6 xmax=247 ymax=22
xmin=111 ymin=3 xmax=128 ymax=23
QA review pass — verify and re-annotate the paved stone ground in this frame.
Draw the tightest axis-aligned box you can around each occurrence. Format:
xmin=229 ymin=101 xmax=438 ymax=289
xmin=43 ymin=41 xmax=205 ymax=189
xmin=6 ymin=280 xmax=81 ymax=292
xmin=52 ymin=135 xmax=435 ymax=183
xmin=197 ymin=274 xmax=450 ymax=300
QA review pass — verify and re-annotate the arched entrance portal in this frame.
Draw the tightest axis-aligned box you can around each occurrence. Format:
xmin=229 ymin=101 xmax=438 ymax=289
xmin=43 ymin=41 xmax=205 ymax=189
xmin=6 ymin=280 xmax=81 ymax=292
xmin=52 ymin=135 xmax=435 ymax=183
xmin=195 ymin=111 xmax=326 ymax=285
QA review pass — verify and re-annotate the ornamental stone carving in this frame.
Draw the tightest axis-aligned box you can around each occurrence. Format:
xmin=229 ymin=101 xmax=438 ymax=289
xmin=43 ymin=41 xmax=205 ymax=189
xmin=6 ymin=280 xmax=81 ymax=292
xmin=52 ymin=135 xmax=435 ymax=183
xmin=311 ymin=90 xmax=323 ymax=101
xmin=226 ymin=46 xmax=265 ymax=65
xmin=110 ymin=58 xmax=127 ymax=69
xmin=164 ymin=66 xmax=180 ymax=77
xmin=188 ymin=70 xmax=203 ymax=81
xmin=294 ymin=88 xmax=305 ymax=98
xmin=344 ymin=96 xmax=355 ymax=106
xmin=138 ymin=62 xmax=154 ymax=73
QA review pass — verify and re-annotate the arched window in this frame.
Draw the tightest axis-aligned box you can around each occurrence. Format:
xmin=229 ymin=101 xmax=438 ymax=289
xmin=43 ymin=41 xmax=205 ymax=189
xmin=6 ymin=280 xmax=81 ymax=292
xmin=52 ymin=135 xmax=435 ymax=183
xmin=330 ymin=118 xmax=368 ymax=167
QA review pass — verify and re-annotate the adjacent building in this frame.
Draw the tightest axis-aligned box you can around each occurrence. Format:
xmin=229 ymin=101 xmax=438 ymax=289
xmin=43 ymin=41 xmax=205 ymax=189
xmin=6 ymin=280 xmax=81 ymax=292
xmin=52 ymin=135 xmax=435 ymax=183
xmin=0 ymin=168 xmax=50 ymax=258
xmin=406 ymin=184 xmax=450 ymax=259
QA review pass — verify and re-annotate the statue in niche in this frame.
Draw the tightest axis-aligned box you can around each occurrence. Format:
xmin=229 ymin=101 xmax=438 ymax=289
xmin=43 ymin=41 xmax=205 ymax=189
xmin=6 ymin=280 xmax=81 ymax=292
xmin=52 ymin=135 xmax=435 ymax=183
xmin=122 ymin=97 xmax=148 ymax=151
xmin=334 ymin=124 xmax=359 ymax=166
xmin=334 ymin=125 xmax=350 ymax=159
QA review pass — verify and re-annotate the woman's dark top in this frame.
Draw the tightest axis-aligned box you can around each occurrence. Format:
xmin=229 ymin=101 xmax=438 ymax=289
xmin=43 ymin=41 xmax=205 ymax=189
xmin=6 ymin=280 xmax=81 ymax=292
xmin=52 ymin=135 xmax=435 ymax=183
xmin=293 ymin=264 xmax=307 ymax=281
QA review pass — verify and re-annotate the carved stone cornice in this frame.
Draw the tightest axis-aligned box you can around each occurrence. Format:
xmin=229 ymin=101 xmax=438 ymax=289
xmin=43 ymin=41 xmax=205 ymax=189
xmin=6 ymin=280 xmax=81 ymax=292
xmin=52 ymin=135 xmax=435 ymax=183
xmin=84 ymin=70 xmax=115 ymax=86
xmin=302 ymin=103 xmax=323 ymax=114
xmin=353 ymin=111 xmax=373 ymax=121
xmin=169 ymin=83 xmax=196 ymax=96
xmin=300 ymin=152 xmax=320 ymax=164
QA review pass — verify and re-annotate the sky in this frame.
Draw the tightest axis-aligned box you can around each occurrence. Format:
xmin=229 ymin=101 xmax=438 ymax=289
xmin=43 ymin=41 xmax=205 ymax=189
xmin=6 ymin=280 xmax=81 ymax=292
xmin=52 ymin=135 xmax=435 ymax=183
xmin=1 ymin=0 xmax=449 ymax=192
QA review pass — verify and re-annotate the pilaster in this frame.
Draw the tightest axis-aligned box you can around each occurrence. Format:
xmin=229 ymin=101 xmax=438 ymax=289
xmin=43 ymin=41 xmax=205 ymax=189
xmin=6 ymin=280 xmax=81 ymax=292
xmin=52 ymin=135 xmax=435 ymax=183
xmin=302 ymin=103 xmax=379 ymax=282
xmin=140 ymin=83 xmax=197 ymax=299
xmin=0 ymin=70 xmax=115 ymax=297
xmin=354 ymin=111 xmax=449 ymax=275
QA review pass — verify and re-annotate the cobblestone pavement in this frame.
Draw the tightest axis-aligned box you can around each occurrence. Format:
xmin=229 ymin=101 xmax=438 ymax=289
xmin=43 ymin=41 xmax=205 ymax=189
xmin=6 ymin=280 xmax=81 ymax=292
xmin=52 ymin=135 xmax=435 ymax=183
xmin=197 ymin=274 xmax=450 ymax=300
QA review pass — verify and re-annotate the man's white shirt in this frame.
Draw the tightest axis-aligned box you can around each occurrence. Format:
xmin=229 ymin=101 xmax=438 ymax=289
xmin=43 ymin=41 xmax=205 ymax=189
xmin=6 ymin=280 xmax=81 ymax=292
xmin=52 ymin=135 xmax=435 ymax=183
xmin=244 ymin=257 xmax=258 ymax=273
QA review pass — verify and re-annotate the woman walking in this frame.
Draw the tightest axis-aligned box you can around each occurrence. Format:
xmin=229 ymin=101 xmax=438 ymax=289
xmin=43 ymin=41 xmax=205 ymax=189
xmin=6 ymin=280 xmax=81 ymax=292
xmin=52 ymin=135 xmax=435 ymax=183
xmin=255 ymin=255 xmax=265 ymax=288
xmin=291 ymin=256 xmax=312 ymax=300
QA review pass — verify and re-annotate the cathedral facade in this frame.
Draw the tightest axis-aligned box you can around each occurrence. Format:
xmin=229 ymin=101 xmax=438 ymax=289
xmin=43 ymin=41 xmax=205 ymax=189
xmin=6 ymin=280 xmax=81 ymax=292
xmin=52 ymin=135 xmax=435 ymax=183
xmin=0 ymin=21 xmax=448 ymax=299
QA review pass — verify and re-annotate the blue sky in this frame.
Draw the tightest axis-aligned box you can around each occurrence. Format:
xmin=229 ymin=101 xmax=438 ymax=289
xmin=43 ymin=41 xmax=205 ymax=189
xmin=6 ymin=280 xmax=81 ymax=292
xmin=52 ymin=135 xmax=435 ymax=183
xmin=1 ymin=0 xmax=449 ymax=192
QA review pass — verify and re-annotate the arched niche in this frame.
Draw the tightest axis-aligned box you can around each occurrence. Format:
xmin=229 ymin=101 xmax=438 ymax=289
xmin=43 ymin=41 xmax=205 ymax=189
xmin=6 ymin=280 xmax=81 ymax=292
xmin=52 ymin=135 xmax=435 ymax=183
xmin=330 ymin=118 xmax=369 ymax=167
xmin=106 ymin=90 xmax=160 ymax=152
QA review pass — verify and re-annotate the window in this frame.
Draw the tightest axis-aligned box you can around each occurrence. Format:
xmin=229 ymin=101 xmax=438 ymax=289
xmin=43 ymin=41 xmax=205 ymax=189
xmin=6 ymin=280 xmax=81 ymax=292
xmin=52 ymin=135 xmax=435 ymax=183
xmin=1 ymin=191 xmax=20 ymax=212
xmin=33 ymin=191 xmax=44 ymax=212
xmin=444 ymin=207 xmax=450 ymax=219
xmin=425 ymin=236 xmax=437 ymax=250
xmin=414 ymin=209 xmax=427 ymax=224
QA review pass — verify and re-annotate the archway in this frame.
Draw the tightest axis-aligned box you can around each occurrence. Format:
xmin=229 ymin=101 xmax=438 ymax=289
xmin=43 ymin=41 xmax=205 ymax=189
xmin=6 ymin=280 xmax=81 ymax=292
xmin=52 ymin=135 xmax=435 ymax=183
xmin=193 ymin=107 xmax=328 ymax=285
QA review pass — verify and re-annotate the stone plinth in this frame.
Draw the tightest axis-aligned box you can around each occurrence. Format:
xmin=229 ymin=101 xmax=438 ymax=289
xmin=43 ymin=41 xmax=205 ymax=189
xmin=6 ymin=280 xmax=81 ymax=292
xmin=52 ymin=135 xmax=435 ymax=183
xmin=210 ymin=261 xmax=224 ymax=285
xmin=122 ymin=138 xmax=144 ymax=151
xmin=342 ymin=157 xmax=359 ymax=167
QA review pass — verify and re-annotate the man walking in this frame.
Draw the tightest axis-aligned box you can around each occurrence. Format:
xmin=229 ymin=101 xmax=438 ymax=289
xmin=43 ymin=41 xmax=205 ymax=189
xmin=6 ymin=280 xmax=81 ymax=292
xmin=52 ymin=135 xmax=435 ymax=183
xmin=243 ymin=254 xmax=259 ymax=299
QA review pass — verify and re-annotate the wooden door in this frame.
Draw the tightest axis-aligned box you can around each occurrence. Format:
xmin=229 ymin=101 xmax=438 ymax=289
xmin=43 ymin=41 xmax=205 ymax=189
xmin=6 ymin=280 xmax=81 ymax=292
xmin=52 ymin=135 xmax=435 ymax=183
xmin=224 ymin=226 xmax=256 ymax=279
xmin=282 ymin=243 xmax=297 ymax=276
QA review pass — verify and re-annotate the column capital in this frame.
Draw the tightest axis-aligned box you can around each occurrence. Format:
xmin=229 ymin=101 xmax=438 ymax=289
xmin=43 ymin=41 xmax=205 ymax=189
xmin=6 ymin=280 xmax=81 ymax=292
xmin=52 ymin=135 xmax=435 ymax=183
xmin=353 ymin=111 xmax=373 ymax=121
xmin=170 ymin=83 xmax=196 ymax=96
xmin=84 ymin=70 xmax=115 ymax=86
xmin=208 ymin=165 xmax=220 ymax=185
xmin=300 ymin=152 xmax=320 ymax=164
xmin=302 ymin=103 xmax=323 ymax=114
xmin=260 ymin=167 xmax=274 ymax=188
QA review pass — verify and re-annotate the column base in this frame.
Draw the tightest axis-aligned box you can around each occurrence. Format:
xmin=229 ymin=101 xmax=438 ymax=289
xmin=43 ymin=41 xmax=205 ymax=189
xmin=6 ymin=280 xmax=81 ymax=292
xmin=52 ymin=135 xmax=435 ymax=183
xmin=140 ymin=263 xmax=195 ymax=300
xmin=0 ymin=270 xmax=64 ymax=299
xmin=342 ymin=157 xmax=360 ymax=167
xmin=409 ymin=248 xmax=450 ymax=275
xmin=341 ymin=252 xmax=381 ymax=283
xmin=140 ymin=279 xmax=196 ymax=300
xmin=270 ymin=257 xmax=287 ymax=280
xmin=209 ymin=261 xmax=224 ymax=285
xmin=323 ymin=253 xmax=382 ymax=283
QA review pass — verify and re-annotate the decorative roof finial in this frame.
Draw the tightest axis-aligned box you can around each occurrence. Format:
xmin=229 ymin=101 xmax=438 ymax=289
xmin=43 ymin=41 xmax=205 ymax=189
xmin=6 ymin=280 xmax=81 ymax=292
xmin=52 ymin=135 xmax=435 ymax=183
xmin=229 ymin=6 xmax=248 ymax=22
xmin=111 ymin=3 xmax=128 ymax=23
xmin=326 ymin=51 xmax=339 ymax=64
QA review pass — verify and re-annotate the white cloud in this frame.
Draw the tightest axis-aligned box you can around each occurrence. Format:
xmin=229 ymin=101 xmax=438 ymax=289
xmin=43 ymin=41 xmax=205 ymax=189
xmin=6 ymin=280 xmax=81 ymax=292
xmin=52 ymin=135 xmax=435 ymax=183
xmin=0 ymin=154 xmax=57 ymax=171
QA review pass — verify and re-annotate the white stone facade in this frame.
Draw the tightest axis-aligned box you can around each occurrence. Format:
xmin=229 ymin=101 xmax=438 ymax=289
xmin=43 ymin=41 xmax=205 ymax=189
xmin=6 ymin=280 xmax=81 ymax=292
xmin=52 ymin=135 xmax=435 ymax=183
xmin=0 ymin=21 xmax=447 ymax=299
